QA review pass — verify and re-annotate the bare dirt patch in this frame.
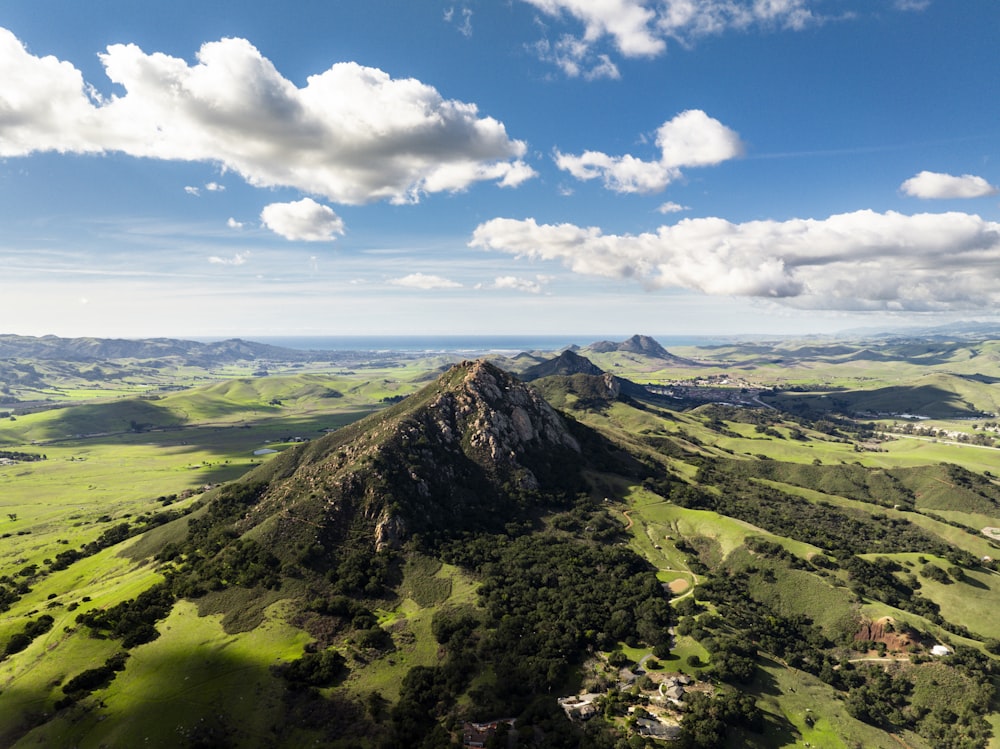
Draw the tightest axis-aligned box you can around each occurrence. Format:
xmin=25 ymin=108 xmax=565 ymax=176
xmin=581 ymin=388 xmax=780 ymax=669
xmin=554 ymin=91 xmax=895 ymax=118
xmin=981 ymin=527 xmax=1000 ymax=541
xmin=668 ymin=579 xmax=690 ymax=595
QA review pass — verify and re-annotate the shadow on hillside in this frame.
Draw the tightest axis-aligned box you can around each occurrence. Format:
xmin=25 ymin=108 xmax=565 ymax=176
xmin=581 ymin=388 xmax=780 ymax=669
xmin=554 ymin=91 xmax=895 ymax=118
xmin=770 ymin=384 xmax=985 ymax=419
xmin=959 ymin=574 xmax=990 ymax=591
xmin=28 ymin=408 xmax=378 ymax=460
xmin=0 ymin=635 xmax=376 ymax=748
xmin=701 ymin=341 xmax=969 ymax=369
xmin=739 ymin=660 xmax=801 ymax=747
xmin=960 ymin=373 xmax=1000 ymax=385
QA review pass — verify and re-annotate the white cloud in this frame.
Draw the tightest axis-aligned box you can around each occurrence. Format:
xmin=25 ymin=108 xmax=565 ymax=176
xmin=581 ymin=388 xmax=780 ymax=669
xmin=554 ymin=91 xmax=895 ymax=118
xmin=227 ymin=217 xmax=244 ymax=230
xmin=479 ymin=275 xmax=551 ymax=293
xmin=524 ymin=0 xmax=665 ymax=57
xmin=0 ymin=29 xmax=534 ymax=204
xmin=901 ymin=171 xmax=998 ymax=199
xmin=260 ymin=198 xmax=345 ymax=242
xmin=555 ymin=110 xmax=743 ymax=193
xmin=523 ymin=0 xmax=824 ymax=76
xmin=657 ymin=201 xmax=689 ymax=213
xmin=894 ymin=0 xmax=930 ymax=11
xmin=470 ymin=210 xmax=1000 ymax=311
xmin=388 ymin=272 xmax=462 ymax=290
xmin=531 ymin=36 xmax=621 ymax=79
xmin=208 ymin=251 xmax=250 ymax=266
xmin=445 ymin=7 xmax=474 ymax=37
xmin=205 ymin=181 xmax=225 ymax=192
xmin=184 ymin=185 xmax=200 ymax=196
xmin=585 ymin=54 xmax=621 ymax=81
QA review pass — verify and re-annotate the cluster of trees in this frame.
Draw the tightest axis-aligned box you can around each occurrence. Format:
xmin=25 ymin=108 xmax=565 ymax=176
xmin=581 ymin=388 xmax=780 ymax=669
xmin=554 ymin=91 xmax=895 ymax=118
xmin=677 ymin=691 xmax=762 ymax=748
xmin=75 ymin=584 xmax=174 ymax=647
xmin=276 ymin=648 xmax=347 ymax=688
xmin=372 ymin=528 xmax=673 ymax=746
xmin=0 ymin=577 xmax=29 ymax=614
xmin=167 ymin=538 xmax=283 ymax=598
xmin=844 ymin=556 xmax=942 ymax=622
xmin=3 ymin=614 xmax=53 ymax=656
xmin=55 ymin=652 xmax=129 ymax=710
xmin=676 ymin=471 xmax=945 ymax=560
xmin=0 ymin=450 xmax=45 ymax=461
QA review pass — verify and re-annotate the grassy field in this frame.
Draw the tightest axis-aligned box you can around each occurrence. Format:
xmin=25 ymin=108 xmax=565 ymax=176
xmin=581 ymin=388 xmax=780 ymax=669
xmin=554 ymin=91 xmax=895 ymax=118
xmin=743 ymin=658 xmax=928 ymax=749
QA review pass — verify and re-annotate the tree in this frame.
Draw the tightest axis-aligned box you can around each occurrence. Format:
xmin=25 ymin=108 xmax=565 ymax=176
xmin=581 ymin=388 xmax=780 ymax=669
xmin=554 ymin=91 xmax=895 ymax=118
xmin=6 ymin=513 xmax=15 ymax=522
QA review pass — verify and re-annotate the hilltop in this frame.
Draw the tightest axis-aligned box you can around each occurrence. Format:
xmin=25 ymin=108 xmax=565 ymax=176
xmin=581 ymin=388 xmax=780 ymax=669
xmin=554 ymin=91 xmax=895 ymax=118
xmin=226 ymin=360 xmax=591 ymax=557
xmin=584 ymin=334 xmax=698 ymax=365
xmin=519 ymin=349 xmax=604 ymax=380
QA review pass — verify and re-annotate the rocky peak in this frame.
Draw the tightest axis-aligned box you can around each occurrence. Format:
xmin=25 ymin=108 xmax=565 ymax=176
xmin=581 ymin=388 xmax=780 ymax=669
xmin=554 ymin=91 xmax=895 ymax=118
xmin=241 ymin=360 xmax=585 ymax=555
xmin=520 ymin=350 xmax=604 ymax=381
xmin=621 ymin=334 xmax=670 ymax=358
xmin=429 ymin=360 xmax=580 ymax=465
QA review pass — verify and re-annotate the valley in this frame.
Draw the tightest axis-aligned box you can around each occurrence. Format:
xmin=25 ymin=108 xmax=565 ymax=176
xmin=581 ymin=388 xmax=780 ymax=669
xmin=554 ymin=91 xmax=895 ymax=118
xmin=1 ymin=331 xmax=1000 ymax=748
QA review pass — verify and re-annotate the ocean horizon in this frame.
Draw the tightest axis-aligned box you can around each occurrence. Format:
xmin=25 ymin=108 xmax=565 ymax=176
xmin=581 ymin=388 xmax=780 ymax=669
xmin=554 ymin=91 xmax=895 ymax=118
xmin=247 ymin=334 xmax=725 ymax=354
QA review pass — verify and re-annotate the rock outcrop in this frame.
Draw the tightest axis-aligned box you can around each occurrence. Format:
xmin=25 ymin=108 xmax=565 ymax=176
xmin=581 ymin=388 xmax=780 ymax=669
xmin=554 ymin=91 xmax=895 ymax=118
xmin=229 ymin=360 xmax=586 ymax=557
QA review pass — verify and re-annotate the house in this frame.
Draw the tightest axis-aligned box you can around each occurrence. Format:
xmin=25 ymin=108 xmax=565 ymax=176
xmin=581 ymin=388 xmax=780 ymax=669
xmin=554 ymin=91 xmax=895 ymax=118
xmin=636 ymin=718 xmax=682 ymax=740
xmin=462 ymin=719 xmax=515 ymax=748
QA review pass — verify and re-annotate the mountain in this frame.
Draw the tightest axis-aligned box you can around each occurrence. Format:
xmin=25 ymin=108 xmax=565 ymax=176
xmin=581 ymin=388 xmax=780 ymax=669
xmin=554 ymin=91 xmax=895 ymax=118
xmin=584 ymin=334 xmax=697 ymax=364
xmin=519 ymin=349 xmax=604 ymax=380
xmin=519 ymin=351 xmax=658 ymax=410
xmin=222 ymin=360 xmax=589 ymax=557
xmin=0 ymin=334 xmax=321 ymax=365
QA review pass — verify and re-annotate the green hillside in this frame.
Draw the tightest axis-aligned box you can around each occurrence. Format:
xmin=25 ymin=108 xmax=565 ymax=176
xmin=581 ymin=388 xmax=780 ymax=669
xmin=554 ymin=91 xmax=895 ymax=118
xmin=2 ymin=338 xmax=1000 ymax=748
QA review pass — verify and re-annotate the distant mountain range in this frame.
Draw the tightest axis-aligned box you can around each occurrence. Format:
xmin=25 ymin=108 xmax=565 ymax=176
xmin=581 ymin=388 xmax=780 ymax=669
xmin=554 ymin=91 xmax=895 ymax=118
xmin=0 ymin=332 xmax=701 ymax=368
xmin=0 ymin=334 xmax=315 ymax=363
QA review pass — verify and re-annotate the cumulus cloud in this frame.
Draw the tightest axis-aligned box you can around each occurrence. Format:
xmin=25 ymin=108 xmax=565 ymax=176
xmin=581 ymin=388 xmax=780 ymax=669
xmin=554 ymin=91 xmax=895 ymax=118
xmin=525 ymin=0 xmax=665 ymax=58
xmin=901 ymin=171 xmax=998 ymax=200
xmin=555 ymin=110 xmax=743 ymax=193
xmin=657 ymin=201 xmax=689 ymax=213
xmin=209 ymin=251 xmax=250 ymax=265
xmin=184 ymin=186 xmax=200 ymax=196
xmin=388 ymin=273 xmax=462 ymax=290
xmin=260 ymin=198 xmax=345 ymax=242
xmin=477 ymin=275 xmax=551 ymax=293
xmin=205 ymin=181 xmax=225 ymax=192
xmin=469 ymin=210 xmax=1000 ymax=311
xmin=227 ymin=217 xmax=244 ymax=230
xmin=0 ymin=28 xmax=534 ymax=204
xmin=523 ymin=0 xmax=823 ymax=76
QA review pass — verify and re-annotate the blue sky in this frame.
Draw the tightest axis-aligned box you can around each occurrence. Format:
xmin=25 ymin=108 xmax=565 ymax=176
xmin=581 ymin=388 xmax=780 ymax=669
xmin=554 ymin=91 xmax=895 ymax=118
xmin=1 ymin=0 xmax=999 ymax=339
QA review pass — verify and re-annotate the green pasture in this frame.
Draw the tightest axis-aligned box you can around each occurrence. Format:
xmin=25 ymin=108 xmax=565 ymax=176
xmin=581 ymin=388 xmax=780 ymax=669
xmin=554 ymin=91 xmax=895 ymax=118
xmin=340 ymin=558 xmax=481 ymax=703
xmin=753 ymin=478 xmax=1000 ymax=560
xmin=0 ymin=542 xmax=166 ymax=744
xmin=624 ymin=485 xmax=822 ymax=563
xmin=15 ymin=600 xmax=312 ymax=749
xmin=744 ymin=658 xmax=927 ymax=749
xmin=856 ymin=551 xmax=1000 ymax=640
xmin=725 ymin=548 xmax=858 ymax=638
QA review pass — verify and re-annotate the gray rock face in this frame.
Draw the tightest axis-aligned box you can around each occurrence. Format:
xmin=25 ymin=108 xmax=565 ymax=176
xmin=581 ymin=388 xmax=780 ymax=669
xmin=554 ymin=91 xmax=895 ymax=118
xmin=243 ymin=359 xmax=584 ymax=556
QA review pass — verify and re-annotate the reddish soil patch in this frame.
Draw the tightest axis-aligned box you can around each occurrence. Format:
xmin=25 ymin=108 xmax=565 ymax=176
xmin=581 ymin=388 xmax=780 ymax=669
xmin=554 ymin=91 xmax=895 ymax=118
xmin=854 ymin=616 xmax=921 ymax=653
xmin=668 ymin=579 xmax=690 ymax=594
